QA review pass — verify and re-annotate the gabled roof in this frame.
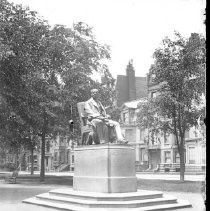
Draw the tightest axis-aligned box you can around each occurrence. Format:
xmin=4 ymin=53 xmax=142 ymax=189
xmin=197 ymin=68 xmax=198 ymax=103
xmin=121 ymin=98 xmax=147 ymax=109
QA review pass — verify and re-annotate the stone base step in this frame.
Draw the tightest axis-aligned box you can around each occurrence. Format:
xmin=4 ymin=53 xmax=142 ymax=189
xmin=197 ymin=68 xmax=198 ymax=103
xmin=35 ymin=193 xmax=177 ymax=208
xmin=23 ymin=197 xmax=192 ymax=211
xmin=22 ymin=188 xmax=192 ymax=210
xmin=49 ymin=188 xmax=163 ymax=201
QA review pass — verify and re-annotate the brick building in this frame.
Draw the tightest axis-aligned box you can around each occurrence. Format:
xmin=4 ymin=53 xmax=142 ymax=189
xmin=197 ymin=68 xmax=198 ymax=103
xmin=115 ymin=60 xmax=147 ymax=107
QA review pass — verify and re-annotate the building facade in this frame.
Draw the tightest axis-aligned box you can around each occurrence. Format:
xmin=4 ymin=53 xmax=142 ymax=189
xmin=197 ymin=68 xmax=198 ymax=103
xmin=26 ymin=135 xmax=76 ymax=172
xmin=120 ymin=100 xmax=206 ymax=172
xmin=118 ymin=71 xmax=206 ymax=173
xmin=146 ymin=71 xmax=206 ymax=172
xmin=0 ymin=135 xmax=76 ymax=172
xmin=120 ymin=99 xmax=148 ymax=171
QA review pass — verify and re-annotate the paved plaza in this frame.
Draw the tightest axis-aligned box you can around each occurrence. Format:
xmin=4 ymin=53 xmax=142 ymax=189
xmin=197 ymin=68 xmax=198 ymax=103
xmin=0 ymin=171 xmax=205 ymax=211
xmin=0 ymin=182 xmax=205 ymax=211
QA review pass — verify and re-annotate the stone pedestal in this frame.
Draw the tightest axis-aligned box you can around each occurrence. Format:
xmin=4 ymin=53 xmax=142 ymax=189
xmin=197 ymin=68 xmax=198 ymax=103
xmin=23 ymin=144 xmax=192 ymax=210
xmin=73 ymin=144 xmax=137 ymax=193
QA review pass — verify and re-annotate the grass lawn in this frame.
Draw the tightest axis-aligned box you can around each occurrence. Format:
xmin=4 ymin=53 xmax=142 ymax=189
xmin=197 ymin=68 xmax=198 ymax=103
xmin=137 ymin=179 xmax=202 ymax=193
xmin=0 ymin=173 xmax=202 ymax=193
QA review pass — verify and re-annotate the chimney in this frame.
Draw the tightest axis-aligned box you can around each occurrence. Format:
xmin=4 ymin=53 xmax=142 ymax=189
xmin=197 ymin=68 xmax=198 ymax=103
xmin=126 ymin=60 xmax=136 ymax=101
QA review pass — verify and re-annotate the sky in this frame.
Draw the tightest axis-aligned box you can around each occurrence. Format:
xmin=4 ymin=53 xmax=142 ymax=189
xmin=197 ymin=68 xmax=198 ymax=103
xmin=9 ymin=0 xmax=206 ymax=79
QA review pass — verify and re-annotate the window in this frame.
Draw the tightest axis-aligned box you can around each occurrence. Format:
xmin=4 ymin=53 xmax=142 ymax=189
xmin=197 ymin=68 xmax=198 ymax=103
xmin=140 ymin=148 xmax=148 ymax=162
xmin=67 ymin=150 xmax=70 ymax=164
xmin=122 ymin=113 xmax=125 ymax=122
xmin=150 ymin=74 xmax=156 ymax=83
xmin=201 ymin=145 xmax=206 ymax=164
xmin=60 ymin=136 xmax=64 ymax=143
xmin=72 ymin=155 xmax=74 ymax=164
xmin=129 ymin=109 xmax=135 ymax=122
xmin=188 ymin=146 xmax=196 ymax=164
xmin=164 ymin=132 xmax=170 ymax=144
xmin=140 ymin=129 xmax=145 ymax=142
xmin=193 ymin=131 xmax=198 ymax=138
xmin=125 ymin=129 xmax=133 ymax=142
xmin=54 ymin=152 xmax=58 ymax=161
xmin=123 ymin=112 xmax=129 ymax=123
xmin=46 ymin=157 xmax=48 ymax=166
xmin=60 ymin=151 xmax=65 ymax=163
xmin=8 ymin=155 xmax=13 ymax=163
xmin=175 ymin=151 xmax=180 ymax=163
xmin=46 ymin=141 xmax=50 ymax=152
xmin=151 ymin=92 xmax=156 ymax=98
xmin=185 ymin=130 xmax=189 ymax=139
xmin=164 ymin=151 xmax=171 ymax=163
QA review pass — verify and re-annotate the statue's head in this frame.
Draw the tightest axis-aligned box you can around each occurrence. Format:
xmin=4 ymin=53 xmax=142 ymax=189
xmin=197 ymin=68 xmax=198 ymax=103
xmin=91 ymin=89 xmax=99 ymax=100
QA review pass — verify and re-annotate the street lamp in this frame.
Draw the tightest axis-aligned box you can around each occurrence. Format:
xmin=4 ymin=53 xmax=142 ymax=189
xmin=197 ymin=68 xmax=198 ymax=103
xmin=68 ymin=119 xmax=74 ymax=132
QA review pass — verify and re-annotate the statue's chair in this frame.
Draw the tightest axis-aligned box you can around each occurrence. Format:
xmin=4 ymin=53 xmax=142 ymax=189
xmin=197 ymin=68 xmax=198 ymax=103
xmin=77 ymin=102 xmax=116 ymax=145
xmin=77 ymin=102 xmax=98 ymax=145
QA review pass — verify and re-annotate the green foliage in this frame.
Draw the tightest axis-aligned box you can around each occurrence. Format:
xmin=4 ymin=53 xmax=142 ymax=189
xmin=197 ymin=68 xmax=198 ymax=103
xmin=137 ymin=98 xmax=168 ymax=144
xmin=0 ymin=162 xmax=16 ymax=171
xmin=0 ymin=0 xmax=114 ymax=179
xmin=137 ymin=32 xmax=205 ymax=181
xmin=0 ymin=0 xmax=113 ymax=141
xmin=107 ymin=106 xmax=121 ymax=122
xmin=149 ymin=32 xmax=205 ymax=138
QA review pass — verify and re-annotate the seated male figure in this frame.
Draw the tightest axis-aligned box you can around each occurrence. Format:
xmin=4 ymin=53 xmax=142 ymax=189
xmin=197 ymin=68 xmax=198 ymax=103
xmin=84 ymin=89 xmax=127 ymax=144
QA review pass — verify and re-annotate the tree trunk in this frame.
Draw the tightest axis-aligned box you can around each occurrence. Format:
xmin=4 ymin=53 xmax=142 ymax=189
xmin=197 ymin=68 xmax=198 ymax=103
xmin=40 ymin=111 xmax=48 ymax=182
xmin=30 ymin=146 xmax=34 ymax=175
xmin=40 ymin=132 xmax=46 ymax=182
xmin=147 ymin=149 xmax=150 ymax=169
xmin=15 ymin=149 xmax=19 ymax=169
xmin=179 ymin=141 xmax=185 ymax=182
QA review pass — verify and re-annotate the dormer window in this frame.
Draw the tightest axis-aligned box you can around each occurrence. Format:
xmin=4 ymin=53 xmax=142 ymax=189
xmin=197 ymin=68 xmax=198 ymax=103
xmin=129 ymin=109 xmax=135 ymax=121
xmin=193 ymin=131 xmax=198 ymax=137
xmin=151 ymin=91 xmax=156 ymax=98
xmin=122 ymin=112 xmax=129 ymax=123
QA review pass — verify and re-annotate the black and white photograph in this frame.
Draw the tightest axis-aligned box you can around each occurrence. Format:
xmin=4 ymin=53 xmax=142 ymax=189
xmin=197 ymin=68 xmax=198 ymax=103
xmin=0 ymin=0 xmax=206 ymax=210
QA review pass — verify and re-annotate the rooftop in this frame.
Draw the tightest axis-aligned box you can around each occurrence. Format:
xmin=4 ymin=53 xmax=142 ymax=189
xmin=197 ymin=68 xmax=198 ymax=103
xmin=121 ymin=98 xmax=147 ymax=109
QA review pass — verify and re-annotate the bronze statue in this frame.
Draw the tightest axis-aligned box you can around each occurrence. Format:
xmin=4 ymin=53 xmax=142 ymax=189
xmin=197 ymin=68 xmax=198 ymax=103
xmin=78 ymin=89 xmax=127 ymax=145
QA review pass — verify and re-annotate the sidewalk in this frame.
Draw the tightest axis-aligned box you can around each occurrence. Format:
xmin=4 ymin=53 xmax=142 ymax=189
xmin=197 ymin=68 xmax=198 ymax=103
xmin=0 ymin=183 xmax=205 ymax=211
xmin=136 ymin=172 xmax=205 ymax=182
xmin=0 ymin=171 xmax=205 ymax=211
xmin=1 ymin=171 xmax=205 ymax=182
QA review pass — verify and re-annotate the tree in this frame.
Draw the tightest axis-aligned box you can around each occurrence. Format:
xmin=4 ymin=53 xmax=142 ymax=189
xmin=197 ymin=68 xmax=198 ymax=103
xmin=137 ymin=32 xmax=205 ymax=181
xmin=0 ymin=1 xmax=114 ymax=181
xmin=0 ymin=0 xmax=57 ymax=181
xmin=137 ymin=98 xmax=166 ymax=168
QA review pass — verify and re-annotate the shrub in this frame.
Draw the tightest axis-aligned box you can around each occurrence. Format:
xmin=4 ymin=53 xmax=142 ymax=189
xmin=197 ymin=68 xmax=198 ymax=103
xmin=0 ymin=163 xmax=16 ymax=171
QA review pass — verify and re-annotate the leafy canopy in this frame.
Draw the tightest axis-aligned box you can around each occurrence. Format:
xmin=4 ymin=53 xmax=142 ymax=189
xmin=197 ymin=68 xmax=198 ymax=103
xmin=0 ymin=0 xmax=115 ymax=146
xmin=137 ymin=32 xmax=205 ymax=143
